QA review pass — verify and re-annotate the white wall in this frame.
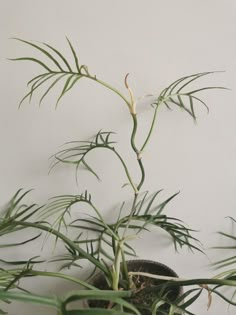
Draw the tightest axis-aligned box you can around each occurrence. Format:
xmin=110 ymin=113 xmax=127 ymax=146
xmin=0 ymin=1 xmax=236 ymax=314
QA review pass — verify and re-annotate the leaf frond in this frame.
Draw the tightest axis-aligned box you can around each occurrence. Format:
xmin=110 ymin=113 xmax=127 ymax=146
xmin=156 ymin=71 xmax=226 ymax=121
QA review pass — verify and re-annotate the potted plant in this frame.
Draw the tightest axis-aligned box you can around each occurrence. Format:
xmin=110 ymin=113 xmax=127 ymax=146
xmin=0 ymin=38 xmax=235 ymax=315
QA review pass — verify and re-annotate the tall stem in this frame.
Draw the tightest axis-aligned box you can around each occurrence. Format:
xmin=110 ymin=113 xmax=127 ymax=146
xmin=112 ymin=148 xmax=138 ymax=193
xmin=122 ymin=193 xmax=138 ymax=238
xmin=130 ymin=113 xmax=145 ymax=191
xmin=130 ymin=114 xmax=139 ymax=153
xmin=113 ymin=193 xmax=138 ymax=290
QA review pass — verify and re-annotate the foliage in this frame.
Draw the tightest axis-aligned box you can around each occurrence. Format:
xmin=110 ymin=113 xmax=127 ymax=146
xmin=0 ymin=38 xmax=235 ymax=314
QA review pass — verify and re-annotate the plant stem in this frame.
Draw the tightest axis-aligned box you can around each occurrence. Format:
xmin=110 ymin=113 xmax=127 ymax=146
xmin=112 ymin=239 xmax=124 ymax=291
xmin=122 ymin=193 xmax=138 ymax=238
xmin=130 ymin=113 xmax=145 ymax=191
xmin=112 ymin=193 xmax=139 ymax=291
xmin=112 ymin=148 xmax=138 ymax=193
xmin=130 ymin=114 xmax=139 ymax=153
xmin=120 ymin=249 xmax=129 ymax=286
xmin=128 ymin=271 xmax=236 ymax=287
xmin=89 ymin=76 xmax=131 ymax=110
xmin=137 ymin=158 xmax=145 ymax=191
xmin=50 ymin=71 xmax=132 ymax=111
xmin=141 ymin=102 xmax=160 ymax=153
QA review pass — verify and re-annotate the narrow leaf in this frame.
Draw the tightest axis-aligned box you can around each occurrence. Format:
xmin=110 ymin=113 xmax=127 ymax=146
xmin=13 ymin=38 xmax=64 ymax=71
xmin=9 ymin=57 xmax=52 ymax=72
xmin=43 ymin=42 xmax=72 ymax=72
xmin=66 ymin=37 xmax=80 ymax=73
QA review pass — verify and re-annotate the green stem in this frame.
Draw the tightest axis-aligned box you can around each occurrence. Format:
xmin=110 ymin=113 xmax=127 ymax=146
xmin=112 ymin=194 xmax=138 ymax=291
xmin=112 ymin=148 xmax=138 ymax=193
xmin=50 ymin=71 xmax=131 ymax=110
xmin=137 ymin=159 xmax=145 ymax=191
xmin=112 ymin=239 xmax=124 ymax=291
xmin=90 ymin=76 xmax=131 ymax=110
xmin=130 ymin=113 xmax=145 ymax=191
xmin=77 ymin=144 xmax=137 ymax=193
xmin=122 ymin=193 xmax=138 ymax=238
xmin=120 ymin=250 xmax=129 ymax=286
xmin=141 ymin=102 xmax=160 ymax=152
xmin=14 ymin=221 xmax=108 ymax=275
xmin=128 ymin=272 xmax=236 ymax=287
xmin=121 ymin=193 xmax=138 ymax=288
xmin=130 ymin=114 xmax=139 ymax=153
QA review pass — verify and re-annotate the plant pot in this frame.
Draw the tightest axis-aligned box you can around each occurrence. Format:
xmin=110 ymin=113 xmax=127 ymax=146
xmin=88 ymin=259 xmax=183 ymax=315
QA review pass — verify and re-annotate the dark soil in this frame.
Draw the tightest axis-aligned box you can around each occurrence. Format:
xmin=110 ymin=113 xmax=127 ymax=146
xmin=88 ymin=260 xmax=182 ymax=315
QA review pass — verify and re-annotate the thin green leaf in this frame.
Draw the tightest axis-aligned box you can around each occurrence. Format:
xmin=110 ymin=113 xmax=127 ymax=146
xmin=0 ymin=233 xmax=41 ymax=248
xmin=0 ymin=291 xmax=60 ymax=308
xmin=186 ymin=86 xmax=228 ymax=95
xmin=189 ymin=95 xmax=196 ymax=120
xmin=66 ymin=37 xmax=80 ymax=73
xmin=19 ymin=74 xmax=56 ymax=107
xmin=43 ymin=42 xmax=72 ymax=72
xmin=65 ymin=74 xmax=82 ymax=91
xmin=56 ymin=74 xmax=76 ymax=106
xmin=30 ymin=73 xmax=57 ymax=102
xmin=27 ymin=73 xmax=49 ymax=86
xmin=82 ymin=160 xmax=101 ymax=181
xmin=176 ymin=72 xmax=213 ymax=93
xmin=9 ymin=57 xmax=52 ymax=72
xmin=13 ymin=38 xmax=64 ymax=71
xmin=39 ymin=73 xmax=68 ymax=106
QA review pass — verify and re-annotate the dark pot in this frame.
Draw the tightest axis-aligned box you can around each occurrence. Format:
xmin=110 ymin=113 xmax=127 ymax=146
xmin=88 ymin=259 xmax=183 ymax=315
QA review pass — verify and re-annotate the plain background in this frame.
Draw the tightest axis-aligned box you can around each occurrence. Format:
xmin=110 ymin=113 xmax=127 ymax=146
xmin=0 ymin=1 xmax=236 ymax=314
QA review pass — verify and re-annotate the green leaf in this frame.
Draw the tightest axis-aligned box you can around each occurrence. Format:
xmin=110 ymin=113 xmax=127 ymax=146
xmin=176 ymin=72 xmax=213 ymax=93
xmin=12 ymin=38 xmax=64 ymax=71
xmin=66 ymin=37 xmax=80 ymax=73
xmin=66 ymin=74 xmax=82 ymax=91
xmin=81 ymin=160 xmax=101 ymax=181
xmin=0 ymin=257 xmax=44 ymax=265
xmin=0 ymin=291 xmax=60 ymax=308
xmin=27 ymin=73 xmax=49 ymax=86
xmin=43 ymin=42 xmax=72 ymax=72
xmin=2 ymin=189 xmax=32 ymax=219
xmin=29 ymin=73 xmax=56 ymax=102
xmin=39 ymin=73 xmax=68 ymax=106
xmin=157 ymin=72 xmax=227 ymax=121
xmin=50 ymin=131 xmax=116 ymax=180
xmin=19 ymin=73 xmax=56 ymax=106
xmin=9 ymin=57 xmax=52 ymax=72
xmin=56 ymin=74 xmax=78 ymax=106
xmin=186 ymin=86 xmax=228 ymax=95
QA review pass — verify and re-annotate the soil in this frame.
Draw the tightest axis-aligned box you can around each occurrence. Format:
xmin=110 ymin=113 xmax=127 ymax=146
xmin=88 ymin=260 xmax=182 ymax=315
